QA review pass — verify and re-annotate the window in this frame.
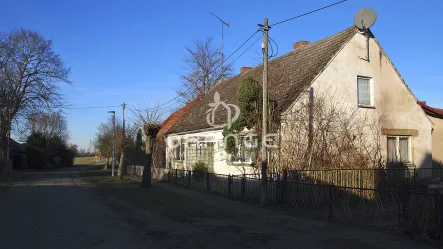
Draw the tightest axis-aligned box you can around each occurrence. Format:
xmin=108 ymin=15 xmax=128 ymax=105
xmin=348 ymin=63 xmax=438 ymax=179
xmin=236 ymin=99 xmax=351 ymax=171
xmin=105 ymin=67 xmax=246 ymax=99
xmin=357 ymin=77 xmax=372 ymax=106
xmin=231 ymin=136 xmax=255 ymax=164
xmin=174 ymin=141 xmax=185 ymax=161
xmin=387 ymin=136 xmax=411 ymax=163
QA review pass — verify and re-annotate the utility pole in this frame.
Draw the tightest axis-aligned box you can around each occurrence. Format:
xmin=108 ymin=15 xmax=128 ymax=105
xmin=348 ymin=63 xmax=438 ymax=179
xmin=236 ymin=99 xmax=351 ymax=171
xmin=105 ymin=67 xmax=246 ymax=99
xmin=260 ymin=18 xmax=269 ymax=206
xmin=118 ymin=102 xmax=126 ymax=180
xmin=108 ymin=111 xmax=116 ymax=176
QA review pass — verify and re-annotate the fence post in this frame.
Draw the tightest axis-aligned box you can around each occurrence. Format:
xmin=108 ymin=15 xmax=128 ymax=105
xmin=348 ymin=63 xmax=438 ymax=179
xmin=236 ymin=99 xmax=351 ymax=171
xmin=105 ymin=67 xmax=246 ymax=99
xmin=434 ymin=189 xmax=440 ymax=238
xmin=188 ymin=170 xmax=192 ymax=187
xmin=168 ymin=169 xmax=171 ymax=182
xmin=328 ymin=185 xmax=334 ymax=219
xmin=228 ymin=174 xmax=232 ymax=198
xmin=402 ymin=185 xmax=408 ymax=222
xmin=275 ymin=173 xmax=281 ymax=204
xmin=175 ymin=169 xmax=178 ymax=184
xmin=282 ymin=169 xmax=288 ymax=205
xmin=413 ymin=168 xmax=417 ymax=185
xmin=206 ymin=172 xmax=210 ymax=192
xmin=241 ymin=174 xmax=246 ymax=198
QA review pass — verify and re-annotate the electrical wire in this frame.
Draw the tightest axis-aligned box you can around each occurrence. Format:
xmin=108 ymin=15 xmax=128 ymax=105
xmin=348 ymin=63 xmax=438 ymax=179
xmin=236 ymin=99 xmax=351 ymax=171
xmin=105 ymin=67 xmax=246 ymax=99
xmin=68 ymin=30 xmax=262 ymax=112
xmin=66 ymin=105 xmax=121 ymax=110
xmin=228 ymin=33 xmax=264 ymax=66
xmin=128 ymin=96 xmax=181 ymax=113
xmin=270 ymin=0 xmax=348 ymax=27
xmin=206 ymin=29 xmax=261 ymax=77
xmin=268 ymin=35 xmax=279 ymax=59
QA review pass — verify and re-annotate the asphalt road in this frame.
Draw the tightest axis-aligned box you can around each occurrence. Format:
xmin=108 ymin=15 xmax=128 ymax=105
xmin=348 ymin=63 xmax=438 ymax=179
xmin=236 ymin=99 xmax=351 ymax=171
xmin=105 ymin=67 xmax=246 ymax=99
xmin=0 ymin=166 xmax=438 ymax=249
xmin=0 ymin=166 xmax=147 ymax=249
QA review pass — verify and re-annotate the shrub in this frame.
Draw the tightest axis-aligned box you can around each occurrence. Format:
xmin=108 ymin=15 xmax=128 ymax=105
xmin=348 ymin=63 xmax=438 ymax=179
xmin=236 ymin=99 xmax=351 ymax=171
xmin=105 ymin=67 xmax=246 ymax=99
xmin=193 ymin=162 xmax=211 ymax=172
xmin=52 ymin=156 xmax=61 ymax=167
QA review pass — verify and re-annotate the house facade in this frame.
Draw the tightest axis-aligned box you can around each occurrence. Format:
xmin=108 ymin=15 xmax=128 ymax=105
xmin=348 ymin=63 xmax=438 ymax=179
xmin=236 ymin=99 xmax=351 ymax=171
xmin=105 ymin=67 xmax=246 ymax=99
xmin=418 ymin=101 xmax=443 ymax=167
xmin=163 ymin=26 xmax=433 ymax=175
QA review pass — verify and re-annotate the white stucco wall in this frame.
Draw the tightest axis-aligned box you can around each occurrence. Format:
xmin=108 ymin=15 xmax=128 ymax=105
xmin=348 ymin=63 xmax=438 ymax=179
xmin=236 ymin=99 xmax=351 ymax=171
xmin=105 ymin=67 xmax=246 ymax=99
xmin=282 ymin=31 xmax=432 ymax=168
xmin=165 ymin=130 xmax=257 ymax=175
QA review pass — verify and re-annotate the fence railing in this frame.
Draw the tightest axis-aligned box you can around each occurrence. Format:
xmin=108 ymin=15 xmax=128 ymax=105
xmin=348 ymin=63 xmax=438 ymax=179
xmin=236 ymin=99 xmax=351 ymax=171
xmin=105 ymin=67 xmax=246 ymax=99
xmin=165 ymin=168 xmax=442 ymax=240
xmin=245 ymin=168 xmax=443 ymax=191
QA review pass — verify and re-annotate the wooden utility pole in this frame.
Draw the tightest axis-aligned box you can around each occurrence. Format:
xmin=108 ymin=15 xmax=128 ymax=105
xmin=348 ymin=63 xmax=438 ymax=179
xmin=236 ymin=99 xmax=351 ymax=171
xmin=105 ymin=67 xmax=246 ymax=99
xmin=118 ymin=102 xmax=126 ymax=180
xmin=260 ymin=18 xmax=269 ymax=206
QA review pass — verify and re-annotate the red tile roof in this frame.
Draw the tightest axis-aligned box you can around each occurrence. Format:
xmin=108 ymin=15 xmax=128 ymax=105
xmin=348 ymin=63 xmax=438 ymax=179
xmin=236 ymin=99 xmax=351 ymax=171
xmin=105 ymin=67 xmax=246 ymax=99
xmin=156 ymin=98 xmax=199 ymax=139
xmin=418 ymin=101 xmax=443 ymax=119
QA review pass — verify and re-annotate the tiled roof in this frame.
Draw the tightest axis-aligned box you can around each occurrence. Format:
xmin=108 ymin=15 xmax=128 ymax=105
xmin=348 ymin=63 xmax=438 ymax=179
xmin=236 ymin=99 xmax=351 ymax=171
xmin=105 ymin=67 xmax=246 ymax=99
xmin=418 ymin=101 xmax=443 ymax=119
xmin=157 ymin=98 xmax=199 ymax=138
xmin=169 ymin=26 xmax=358 ymax=134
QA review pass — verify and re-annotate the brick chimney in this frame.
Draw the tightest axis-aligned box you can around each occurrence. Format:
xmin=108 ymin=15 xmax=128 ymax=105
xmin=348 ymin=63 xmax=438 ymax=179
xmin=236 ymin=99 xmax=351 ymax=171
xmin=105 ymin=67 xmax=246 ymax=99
xmin=240 ymin=67 xmax=252 ymax=73
xmin=293 ymin=40 xmax=310 ymax=50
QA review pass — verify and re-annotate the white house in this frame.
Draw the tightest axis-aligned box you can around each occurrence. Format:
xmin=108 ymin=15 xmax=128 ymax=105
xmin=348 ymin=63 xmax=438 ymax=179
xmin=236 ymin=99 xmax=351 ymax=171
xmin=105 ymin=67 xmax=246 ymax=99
xmin=163 ymin=26 xmax=433 ymax=175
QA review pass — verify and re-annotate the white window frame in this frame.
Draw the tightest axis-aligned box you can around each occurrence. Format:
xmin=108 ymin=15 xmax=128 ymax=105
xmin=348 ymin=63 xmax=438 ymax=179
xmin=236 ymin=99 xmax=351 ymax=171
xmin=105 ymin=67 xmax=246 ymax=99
xmin=387 ymin=135 xmax=412 ymax=163
xmin=357 ymin=76 xmax=374 ymax=108
xmin=173 ymin=141 xmax=185 ymax=161
xmin=231 ymin=136 xmax=254 ymax=165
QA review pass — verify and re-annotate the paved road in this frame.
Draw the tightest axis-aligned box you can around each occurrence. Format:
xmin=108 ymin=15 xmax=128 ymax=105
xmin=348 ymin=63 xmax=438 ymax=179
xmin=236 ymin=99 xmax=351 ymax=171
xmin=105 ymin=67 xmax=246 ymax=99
xmin=0 ymin=166 xmax=147 ymax=249
xmin=0 ymin=166 xmax=438 ymax=249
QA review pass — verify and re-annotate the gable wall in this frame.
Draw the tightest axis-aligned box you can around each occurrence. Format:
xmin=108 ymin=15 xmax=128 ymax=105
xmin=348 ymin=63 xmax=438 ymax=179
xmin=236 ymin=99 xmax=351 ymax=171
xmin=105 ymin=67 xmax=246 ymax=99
xmin=429 ymin=116 xmax=443 ymax=167
xmin=282 ymin=31 xmax=432 ymax=168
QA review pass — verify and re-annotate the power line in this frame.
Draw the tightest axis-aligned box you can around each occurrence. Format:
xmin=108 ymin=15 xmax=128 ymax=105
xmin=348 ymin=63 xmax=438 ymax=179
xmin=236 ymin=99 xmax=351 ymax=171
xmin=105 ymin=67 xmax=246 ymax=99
xmin=268 ymin=35 xmax=279 ymax=59
xmin=224 ymin=29 xmax=261 ymax=63
xmin=128 ymin=95 xmax=181 ymax=112
xmin=270 ymin=0 xmax=348 ymax=27
xmin=66 ymin=105 xmax=121 ymax=110
xmin=229 ymin=33 xmax=264 ymax=66
xmin=206 ymin=29 xmax=261 ymax=77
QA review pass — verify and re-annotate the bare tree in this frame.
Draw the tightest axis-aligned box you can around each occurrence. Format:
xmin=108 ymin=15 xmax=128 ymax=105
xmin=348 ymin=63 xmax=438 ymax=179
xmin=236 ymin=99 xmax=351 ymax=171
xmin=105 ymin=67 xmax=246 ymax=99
xmin=0 ymin=28 xmax=70 ymax=170
xmin=94 ymin=116 xmax=137 ymax=172
xmin=131 ymin=104 xmax=165 ymax=187
xmin=279 ymin=90 xmax=386 ymax=171
xmin=24 ymin=112 xmax=69 ymax=144
xmin=176 ymin=37 xmax=233 ymax=104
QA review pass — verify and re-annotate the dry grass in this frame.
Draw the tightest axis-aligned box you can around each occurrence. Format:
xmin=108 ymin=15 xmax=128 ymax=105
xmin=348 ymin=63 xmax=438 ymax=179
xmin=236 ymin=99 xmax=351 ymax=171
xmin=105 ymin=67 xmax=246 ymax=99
xmin=79 ymin=168 xmax=141 ymax=185
xmin=0 ymin=172 xmax=31 ymax=187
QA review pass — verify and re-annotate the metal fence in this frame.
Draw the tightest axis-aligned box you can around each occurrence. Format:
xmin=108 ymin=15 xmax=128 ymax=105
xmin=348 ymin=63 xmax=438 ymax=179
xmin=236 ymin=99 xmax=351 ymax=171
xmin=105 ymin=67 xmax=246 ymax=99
xmin=166 ymin=168 xmax=442 ymax=240
xmin=245 ymin=168 xmax=443 ymax=191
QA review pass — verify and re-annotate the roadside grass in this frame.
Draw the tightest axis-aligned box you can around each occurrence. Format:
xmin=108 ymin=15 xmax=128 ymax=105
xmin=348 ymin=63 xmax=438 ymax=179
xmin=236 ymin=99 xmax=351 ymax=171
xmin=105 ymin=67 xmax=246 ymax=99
xmin=74 ymin=157 xmax=106 ymax=166
xmin=79 ymin=168 xmax=141 ymax=185
xmin=0 ymin=172 xmax=31 ymax=187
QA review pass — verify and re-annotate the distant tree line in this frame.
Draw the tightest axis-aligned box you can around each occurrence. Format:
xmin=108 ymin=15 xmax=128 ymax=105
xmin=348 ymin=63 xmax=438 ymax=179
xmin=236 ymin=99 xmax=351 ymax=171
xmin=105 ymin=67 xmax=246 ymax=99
xmin=24 ymin=112 xmax=76 ymax=168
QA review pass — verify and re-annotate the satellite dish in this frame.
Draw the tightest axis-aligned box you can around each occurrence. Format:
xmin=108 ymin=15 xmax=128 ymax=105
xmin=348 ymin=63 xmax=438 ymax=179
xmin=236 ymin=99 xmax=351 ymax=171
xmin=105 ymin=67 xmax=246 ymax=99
xmin=354 ymin=8 xmax=377 ymax=30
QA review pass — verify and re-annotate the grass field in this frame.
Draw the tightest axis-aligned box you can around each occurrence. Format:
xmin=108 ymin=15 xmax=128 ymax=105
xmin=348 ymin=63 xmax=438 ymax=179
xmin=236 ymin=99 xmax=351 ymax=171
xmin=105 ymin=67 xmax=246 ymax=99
xmin=79 ymin=168 xmax=140 ymax=185
xmin=74 ymin=157 xmax=105 ymax=165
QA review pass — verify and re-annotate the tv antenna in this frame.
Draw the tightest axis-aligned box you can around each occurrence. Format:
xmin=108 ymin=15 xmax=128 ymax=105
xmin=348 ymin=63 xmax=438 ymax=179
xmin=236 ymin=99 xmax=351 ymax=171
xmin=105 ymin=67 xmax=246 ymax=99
xmin=354 ymin=8 xmax=377 ymax=62
xmin=209 ymin=12 xmax=230 ymax=79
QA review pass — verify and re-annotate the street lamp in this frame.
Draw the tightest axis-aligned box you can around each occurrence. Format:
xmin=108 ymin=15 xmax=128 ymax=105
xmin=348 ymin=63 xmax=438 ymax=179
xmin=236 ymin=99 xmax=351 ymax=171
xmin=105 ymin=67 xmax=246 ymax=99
xmin=108 ymin=111 xmax=116 ymax=176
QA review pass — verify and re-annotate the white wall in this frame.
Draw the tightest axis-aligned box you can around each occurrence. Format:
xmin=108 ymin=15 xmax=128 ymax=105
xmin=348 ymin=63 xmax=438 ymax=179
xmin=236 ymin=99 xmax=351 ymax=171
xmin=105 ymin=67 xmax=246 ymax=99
xmin=283 ymin=31 xmax=432 ymax=168
xmin=165 ymin=130 xmax=256 ymax=175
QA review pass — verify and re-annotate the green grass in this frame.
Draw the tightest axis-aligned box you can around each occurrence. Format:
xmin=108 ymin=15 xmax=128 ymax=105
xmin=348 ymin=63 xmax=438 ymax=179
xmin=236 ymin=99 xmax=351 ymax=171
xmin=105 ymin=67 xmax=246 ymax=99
xmin=0 ymin=172 xmax=31 ymax=187
xmin=79 ymin=168 xmax=141 ymax=185
xmin=74 ymin=157 xmax=105 ymax=165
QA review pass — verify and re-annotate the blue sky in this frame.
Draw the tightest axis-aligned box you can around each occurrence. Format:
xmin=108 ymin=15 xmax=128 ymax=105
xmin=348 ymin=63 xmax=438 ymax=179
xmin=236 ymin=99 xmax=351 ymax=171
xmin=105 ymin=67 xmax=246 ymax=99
xmin=2 ymin=0 xmax=442 ymax=150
